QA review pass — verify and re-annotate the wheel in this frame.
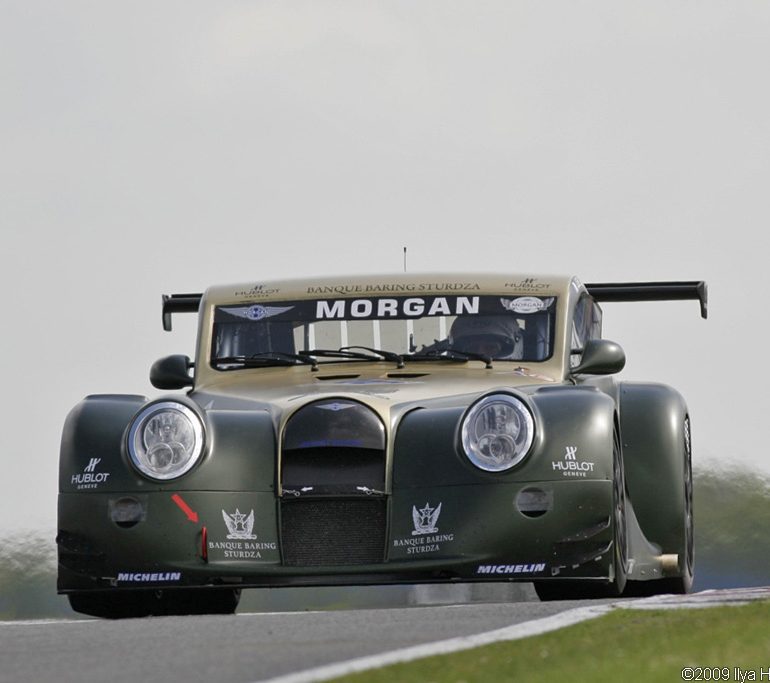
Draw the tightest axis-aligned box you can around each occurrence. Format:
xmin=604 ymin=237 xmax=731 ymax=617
xmin=157 ymin=588 xmax=242 ymax=616
xmin=655 ymin=417 xmax=695 ymax=593
xmin=68 ymin=588 xmax=241 ymax=619
xmin=68 ymin=591 xmax=156 ymax=619
xmin=664 ymin=415 xmax=694 ymax=593
xmin=609 ymin=425 xmax=629 ymax=596
xmin=625 ymin=416 xmax=694 ymax=596
xmin=535 ymin=427 xmax=628 ymax=601
xmin=533 ymin=581 xmax=590 ymax=601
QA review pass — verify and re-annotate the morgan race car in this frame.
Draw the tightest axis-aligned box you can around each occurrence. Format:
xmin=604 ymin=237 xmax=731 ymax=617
xmin=58 ymin=274 xmax=707 ymax=618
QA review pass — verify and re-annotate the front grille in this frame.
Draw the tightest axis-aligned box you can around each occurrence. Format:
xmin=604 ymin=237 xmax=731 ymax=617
xmin=280 ymin=399 xmax=388 ymax=566
xmin=281 ymin=499 xmax=387 ymax=566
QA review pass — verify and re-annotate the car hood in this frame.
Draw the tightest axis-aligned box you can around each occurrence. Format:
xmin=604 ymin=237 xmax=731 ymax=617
xmin=190 ymin=363 xmax=559 ymax=424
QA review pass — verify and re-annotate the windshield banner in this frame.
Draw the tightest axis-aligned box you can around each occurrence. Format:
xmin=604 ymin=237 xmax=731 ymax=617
xmin=215 ymin=296 xmax=555 ymax=323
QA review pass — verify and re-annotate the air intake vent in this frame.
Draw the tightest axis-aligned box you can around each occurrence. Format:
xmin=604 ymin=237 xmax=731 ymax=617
xmin=282 ymin=447 xmax=384 ymax=494
xmin=281 ymin=499 xmax=387 ymax=566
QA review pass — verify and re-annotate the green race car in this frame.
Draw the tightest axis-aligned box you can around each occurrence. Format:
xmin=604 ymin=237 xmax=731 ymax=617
xmin=58 ymin=274 xmax=706 ymax=617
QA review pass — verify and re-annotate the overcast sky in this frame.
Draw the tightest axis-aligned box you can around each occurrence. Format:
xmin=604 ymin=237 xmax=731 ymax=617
xmin=2 ymin=1 xmax=768 ymax=533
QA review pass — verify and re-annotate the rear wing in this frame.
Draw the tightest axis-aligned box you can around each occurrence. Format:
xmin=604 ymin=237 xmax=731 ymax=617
xmin=162 ymin=293 xmax=202 ymax=331
xmin=585 ymin=281 xmax=708 ymax=319
xmin=160 ymin=280 xmax=708 ymax=330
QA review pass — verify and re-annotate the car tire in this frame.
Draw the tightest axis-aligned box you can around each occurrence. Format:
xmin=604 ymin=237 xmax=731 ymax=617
xmin=608 ymin=426 xmax=629 ymax=596
xmin=68 ymin=588 xmax=241 ymax=619
xmin=156 ymin=588 xmax=242 ymax=616
xmin=534 ymin=427 xmax=628 ymax=601
xmin=68 ymin=591 xmax=156 ymax=619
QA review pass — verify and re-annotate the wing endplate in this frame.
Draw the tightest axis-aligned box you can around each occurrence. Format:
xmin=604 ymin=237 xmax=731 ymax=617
xmin=162 ymin=293 xmax=203 ymax=331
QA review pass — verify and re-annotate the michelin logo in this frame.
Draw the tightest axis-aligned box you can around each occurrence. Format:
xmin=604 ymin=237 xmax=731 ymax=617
xmin=117 ymin=572 xmax=182 ymax=583
xmin=476 ymin=563 xmax=546 ymax=575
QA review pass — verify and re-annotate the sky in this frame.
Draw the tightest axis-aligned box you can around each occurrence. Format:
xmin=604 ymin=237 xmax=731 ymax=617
xmin=2 ymin=1 xmax=768 ymax=533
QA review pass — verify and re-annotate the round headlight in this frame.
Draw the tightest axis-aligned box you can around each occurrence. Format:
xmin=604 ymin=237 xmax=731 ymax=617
xmin=128 ymin=402 xmax=204 ymax=480
xmin=461 ymin=394 xmax=534 ymax=472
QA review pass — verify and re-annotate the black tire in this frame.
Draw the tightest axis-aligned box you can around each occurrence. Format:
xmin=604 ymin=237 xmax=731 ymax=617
xmin=68 ymin=591 xmax=156 ymax=619
xmin=157 ymin=588 xmax=242 ymax=616
xmin=68 ymin=588 xmax=241 ymax=619
xmin=609 ymin=425 xmax=629 ymax=596
xmin=667 ymin=415 xmax=695 ymax=593
xmin=535 ymin=427 xmax=628 ymax=601
xmin=533 ymin=580 xmax=594 ymax=601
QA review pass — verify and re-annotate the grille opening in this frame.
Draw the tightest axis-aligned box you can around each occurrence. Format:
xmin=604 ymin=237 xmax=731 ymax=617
xmin=282 ymin=447 xmax=385 ymax=491
xmin=281 ymin=498 xmax=387 ymax=566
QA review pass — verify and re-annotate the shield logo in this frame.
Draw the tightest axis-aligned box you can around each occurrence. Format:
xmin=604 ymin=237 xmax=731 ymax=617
xmin=222 ymin=508 xmax=257 ymax=540
xmin=412 ymin=502 xmax=442 ymax=536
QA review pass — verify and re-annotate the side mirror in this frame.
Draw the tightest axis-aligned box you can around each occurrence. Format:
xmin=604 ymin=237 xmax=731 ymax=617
xmin=150 ymin=354 xmax=194 ymax=389
xmin=571 ymin=339 xmax=626 ymax=376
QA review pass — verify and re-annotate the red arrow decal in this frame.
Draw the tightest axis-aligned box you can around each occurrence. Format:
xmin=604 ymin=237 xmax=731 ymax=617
xmin=171 ymin=494 xmax=199 ymax=523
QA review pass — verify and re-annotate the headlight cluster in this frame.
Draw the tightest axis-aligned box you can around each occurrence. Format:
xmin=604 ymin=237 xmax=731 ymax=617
xmin=128 ymin=402 xmax=204 ymax=480
xmin=461 ymin=394 xmax=534 ymax=472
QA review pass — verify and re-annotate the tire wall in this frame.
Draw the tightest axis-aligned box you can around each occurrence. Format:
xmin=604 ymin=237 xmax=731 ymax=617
xmin=618 ymin=382 xmax=688 ymax=555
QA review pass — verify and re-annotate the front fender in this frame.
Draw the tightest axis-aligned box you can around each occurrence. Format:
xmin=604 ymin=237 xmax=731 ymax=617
xmin=60 ymin=395 xmax=277 ymax=494
xmin=619 ymin=382 xmax=689 ymax=554
xmin=392 ymin=386 xmax=617 ymax=486
xmin=60 ymin=394 xmax=147 ymax=493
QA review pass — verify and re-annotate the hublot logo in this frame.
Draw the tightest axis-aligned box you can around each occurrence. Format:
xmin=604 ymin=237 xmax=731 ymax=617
xmin=71 ymin=458 xmax=110 ymax=490
xmin=504 ymin=278 xmax=552 ymax=291
xmin=551 ymin=446 xmax=595 ymax=478
xmin=234 ymin=284 xmax=280 ymax=298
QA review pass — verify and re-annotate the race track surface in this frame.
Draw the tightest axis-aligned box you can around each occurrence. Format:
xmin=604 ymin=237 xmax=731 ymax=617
xmin=3 ymin=588 xmax=767 ymax=683
xmin=0 ymin=598 xmax=603 ymax=683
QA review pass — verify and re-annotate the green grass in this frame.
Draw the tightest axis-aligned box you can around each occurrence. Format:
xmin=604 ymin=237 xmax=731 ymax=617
xmin=334 ymin=602 xmax=770 ymax=683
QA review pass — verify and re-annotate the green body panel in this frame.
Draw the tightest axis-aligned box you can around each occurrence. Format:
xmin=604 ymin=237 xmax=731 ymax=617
xmin=619 ymin=382 xmax=689 ymax=556
xmin=58 ymin=480 xmax=613 ymax=590
xmin=60 ymin=394 xmax=147 ymax=492
xmin=61 ymin=398 xmax=277 ymax=493
xmin=392 ymin=387 xmax=615 ymax=486
xmin=57 ymin=374 xmax=669 ymax=591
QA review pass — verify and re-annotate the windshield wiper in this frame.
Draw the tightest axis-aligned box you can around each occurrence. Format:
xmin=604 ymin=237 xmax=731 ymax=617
xmin=300 ymin=348 xmax=403 ymax=367
xmin=214 ymin=353 xmax=318 ymax=370
xmin=404 ymin=349 xmax=494 ymax=369
xmin=340 ymin=346 xmax=404 ymax=368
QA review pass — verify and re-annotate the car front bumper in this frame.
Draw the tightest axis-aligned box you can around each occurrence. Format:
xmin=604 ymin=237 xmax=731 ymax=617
xmin=57 ymin=479 xmax=614 ymax=592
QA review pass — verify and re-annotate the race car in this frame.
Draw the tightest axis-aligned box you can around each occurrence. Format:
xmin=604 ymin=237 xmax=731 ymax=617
xmin=58 ymin=273 xmax=706 ymax=617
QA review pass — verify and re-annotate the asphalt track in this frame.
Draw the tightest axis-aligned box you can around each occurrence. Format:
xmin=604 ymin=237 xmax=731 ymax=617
xmin=1 ymin=588 xmax=767 ymax=683
xmin=0 ymin=596 xmax=603 ymax=683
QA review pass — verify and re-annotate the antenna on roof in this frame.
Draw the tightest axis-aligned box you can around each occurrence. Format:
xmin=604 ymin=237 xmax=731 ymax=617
xmin=403 ymin=246 xmax=407 ymax=273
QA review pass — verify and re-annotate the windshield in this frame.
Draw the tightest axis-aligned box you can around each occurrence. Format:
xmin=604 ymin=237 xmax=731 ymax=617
xmin=211 ymin=295 xmax=556 ymax=369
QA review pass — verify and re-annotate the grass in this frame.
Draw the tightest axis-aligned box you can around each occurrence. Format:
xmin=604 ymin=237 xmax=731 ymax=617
xmin=334 ymin=602 xmax=770 ymax=683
